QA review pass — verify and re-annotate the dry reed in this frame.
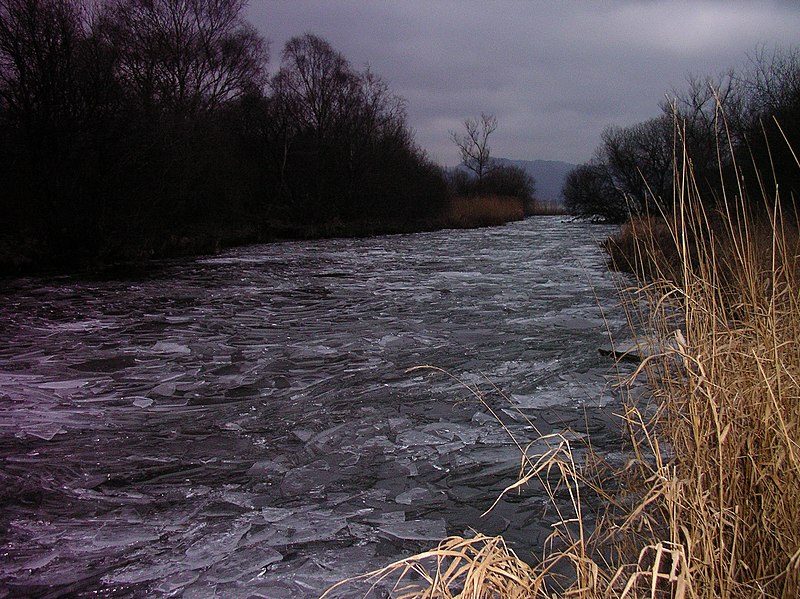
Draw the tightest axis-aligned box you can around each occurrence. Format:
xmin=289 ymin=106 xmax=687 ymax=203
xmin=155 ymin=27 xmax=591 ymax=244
xmin=325 ymin=133 xmax=800 ymax=598
xmin=442 ymin=195 xmax=525 ymax=229
xmin=530 ymin=200 xmax=568 ymax=216
xmin=612 ymin=144 xmax=800 ymax=597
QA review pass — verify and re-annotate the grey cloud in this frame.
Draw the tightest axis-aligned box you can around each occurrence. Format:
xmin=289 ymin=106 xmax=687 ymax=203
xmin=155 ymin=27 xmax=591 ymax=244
xmin=247 ymin=1 xmax=800 ymax=165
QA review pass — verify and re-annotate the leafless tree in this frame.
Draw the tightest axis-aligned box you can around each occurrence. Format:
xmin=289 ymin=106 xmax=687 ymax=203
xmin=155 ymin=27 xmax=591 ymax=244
xmin=271 ymin=34 xmax=359 ymax=139
xmin=734 ymin=45 xmax=800 ymax=207
xmin=269 ymin=33 xmax=423 ymax=217
xmin=661 ymin=72 xmax=739 ymax=198
xmin=0 ymin=0 xmax=84 ymax=133
xmin=450 ymin=112 xmax=497 ymax=182
xmin=109 ymin=0 xmax=268 ymax=116
xmin=600 ymin=114 xmax=675 ymax=214
xmin=738 ymin=45 xmax=800 ymax=121
xmin=562 ymin=162 xmax=626 ymax=223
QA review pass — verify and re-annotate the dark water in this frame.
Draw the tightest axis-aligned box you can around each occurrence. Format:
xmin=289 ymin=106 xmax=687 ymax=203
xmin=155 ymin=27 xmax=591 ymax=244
xmin=0 ymin=217 xmax=631 ymax=597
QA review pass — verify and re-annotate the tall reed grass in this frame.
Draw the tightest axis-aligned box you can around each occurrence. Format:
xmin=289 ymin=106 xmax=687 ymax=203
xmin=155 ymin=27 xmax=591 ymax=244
xmin=326 ymin=137 xmax=800 ymax=598
xmin=529 ymin=199 xmax=568 ymax=216
xmin=442 ymin=195 xmax=525 ymax=229
xmin=618 ymin=154 xmax=800 ymax=598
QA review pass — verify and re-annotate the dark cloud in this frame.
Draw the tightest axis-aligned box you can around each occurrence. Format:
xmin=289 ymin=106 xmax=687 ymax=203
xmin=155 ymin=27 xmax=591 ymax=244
xmin=247 ymin=1 xmax=800 ymax=165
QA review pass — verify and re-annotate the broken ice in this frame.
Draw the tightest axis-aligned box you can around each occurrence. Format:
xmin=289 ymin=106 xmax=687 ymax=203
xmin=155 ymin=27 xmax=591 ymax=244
xmin=0 ymin=218 xmax=636 ymax=597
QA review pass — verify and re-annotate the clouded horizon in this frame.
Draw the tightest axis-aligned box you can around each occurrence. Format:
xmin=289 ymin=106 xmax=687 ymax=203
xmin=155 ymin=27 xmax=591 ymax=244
xmin=246 ymin=1 xmax=800 ymax=166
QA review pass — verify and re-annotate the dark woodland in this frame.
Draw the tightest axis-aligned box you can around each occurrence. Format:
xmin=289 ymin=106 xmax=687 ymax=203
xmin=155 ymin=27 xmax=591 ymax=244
xmin=563 ymin=47 xmax=800 ymax=223
xmin=0 ymin=0 xmax=534 ymax=275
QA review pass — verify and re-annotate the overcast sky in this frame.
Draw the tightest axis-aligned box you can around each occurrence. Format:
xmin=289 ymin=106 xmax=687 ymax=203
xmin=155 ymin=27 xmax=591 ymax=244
xmin=245 ymin=1 xmax=800 ymax=166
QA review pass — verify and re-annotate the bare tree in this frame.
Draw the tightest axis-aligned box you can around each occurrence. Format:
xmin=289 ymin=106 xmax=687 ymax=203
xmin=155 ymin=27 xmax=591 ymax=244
xmin=738 ymin=45 xmax=800 ymax=121
xmin=0 ymin=0 xmax=84 ymax=134
xmin=735 ymin=45 xmax=800 ymax=208
xmin=600 ymin=114 xmax=675 ymax=214
xmin=662 ymin=72 xmax=739 ymax=199
xmin=271 ymin=34 xmax=359 ymax=139
xmin=562 ymin=162 xmax=626 ymax=223
xmin=450 ymin=112 xmax=497 ymax=182
xmin=109 ymin=0 xmax=268 ymax=116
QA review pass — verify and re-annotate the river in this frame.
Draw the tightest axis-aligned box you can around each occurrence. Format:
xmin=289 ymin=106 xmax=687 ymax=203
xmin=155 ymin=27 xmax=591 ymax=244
xmin=0 ymin=217 xmax=632 ymax=597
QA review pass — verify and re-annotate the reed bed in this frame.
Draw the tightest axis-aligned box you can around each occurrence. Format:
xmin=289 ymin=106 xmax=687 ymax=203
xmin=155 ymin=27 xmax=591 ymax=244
xmin=442 ymin=195 xmax=525 ymax=229
xmin=326 ymin=145 xmax=799 ymax=598
xmin=529 ymin=199 xmax=568 ymax=216
xmin=613 ymin=167 xmax=800 ymax=598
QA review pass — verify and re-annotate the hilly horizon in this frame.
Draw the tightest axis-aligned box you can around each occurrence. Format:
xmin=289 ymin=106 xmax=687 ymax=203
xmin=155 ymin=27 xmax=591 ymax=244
xmin=495 ymin=158 xmax=576 ymax=205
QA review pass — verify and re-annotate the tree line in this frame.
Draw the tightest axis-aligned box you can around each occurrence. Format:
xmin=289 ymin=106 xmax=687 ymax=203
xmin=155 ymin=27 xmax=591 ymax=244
xmin=1 ymin=0 xmax=274 ymax=269
xmin=563 ymin=46 xmax=800 ymax=223
xmin=0 ymin=1 xmax=531 ymax=274
xmin=447 ymin=112 xmax=537 ymax=215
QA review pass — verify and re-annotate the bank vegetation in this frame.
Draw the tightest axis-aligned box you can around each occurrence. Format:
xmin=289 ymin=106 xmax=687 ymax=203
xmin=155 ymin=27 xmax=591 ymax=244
xmin=0 ymin=0 xmax=537 ymax=276
xmin=327 ymin=47 xmax=800 ymax=599
xmin=563 ymin=46 xmax=799 ymax=228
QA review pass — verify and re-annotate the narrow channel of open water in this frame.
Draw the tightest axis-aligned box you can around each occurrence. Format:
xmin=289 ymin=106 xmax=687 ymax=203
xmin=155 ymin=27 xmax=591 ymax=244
xmin=0 ymin=217 xmax=633 ymax=597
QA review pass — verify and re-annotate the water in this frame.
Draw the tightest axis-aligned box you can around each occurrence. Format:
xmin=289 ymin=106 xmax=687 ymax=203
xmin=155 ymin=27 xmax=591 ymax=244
xmin=0 ymin=217 xmax=632 ymax=597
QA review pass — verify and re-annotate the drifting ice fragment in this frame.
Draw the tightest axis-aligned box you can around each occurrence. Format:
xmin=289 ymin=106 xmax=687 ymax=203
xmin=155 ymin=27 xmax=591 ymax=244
xmin=37 ymin=379 xmax=88 ymax=390
xmin=92 ymin=525 xmax=160 ymax=548
xmin=395 ymin=487 xmax=430 ymax=505
xmin=24 ymin=423 xmax=65 ymax=440
xmin=132 ymin=397 xmax=153 ymax=408
xmin=14 ymin=550 xmax=60 ymax=572
xmin=150 ymin=341 xmax=191 ymax=355
xmin=247 ymin=460 xmax=288 ymax=477
xmin=104 ymin=560 xmax=185 ymax=585
xmin=280 ymin=465 xmax=335 ymax=496
xmin=292 ymin=428 xmax=313 ymax=442
xmin=388 ymin=417 xmax=410 ymax=432
xmin=260 ymin=507 xmax=294 ymax=523
xmin=184 ymin=523 xmax=252 ymax=569
xmin=395 ymin=430 xmax=442 ymax=447
xmin=152 ymin=570 xmax=201 ymax=594
xmin=378 ymin=519 xmax=447 ymax=542
xmin=307 ymin=423 xmax=349 ymax=449
xmin=151 ymin=382 xmax=177 ymax=396
xmin=265 ymin=510 xmax=348 ymax=545
xmin=204 ymin=546 xmax=282 ymax=584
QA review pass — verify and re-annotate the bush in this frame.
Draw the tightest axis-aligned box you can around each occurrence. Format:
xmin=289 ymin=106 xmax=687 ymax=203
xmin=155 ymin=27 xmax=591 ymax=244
xmin=447 ymin=163 xmax=536 ymax=212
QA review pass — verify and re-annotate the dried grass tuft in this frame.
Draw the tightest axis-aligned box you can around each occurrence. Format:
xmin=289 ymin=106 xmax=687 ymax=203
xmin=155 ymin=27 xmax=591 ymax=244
xmin=322 ymin=534 xmax=542 ymax=599
xmin=615 ymin=146 xmax=800 ymax=598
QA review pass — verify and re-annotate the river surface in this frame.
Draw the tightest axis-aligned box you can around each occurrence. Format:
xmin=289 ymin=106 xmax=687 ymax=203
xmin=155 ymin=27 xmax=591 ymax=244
xmin=0 ymin=217 xmax=632 ymax=598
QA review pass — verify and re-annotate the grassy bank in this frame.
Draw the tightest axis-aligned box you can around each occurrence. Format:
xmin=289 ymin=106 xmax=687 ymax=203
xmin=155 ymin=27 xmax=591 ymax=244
xmin=601 ymin=199 xmax=800 ymax=598
xmin=441 ymin=195 xmax=526 ymax=229
xmin=328 ymin=160 xmax=800 ymax=596
xmin=0 ymin=200 xmax=529 ymax=279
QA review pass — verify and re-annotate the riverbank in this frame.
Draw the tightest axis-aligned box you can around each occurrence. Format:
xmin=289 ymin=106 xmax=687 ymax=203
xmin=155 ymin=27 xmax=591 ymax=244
xmin=0 ymin=195 xmax=546 ymax=280
xmin=0 ymin=216 xmax=432 ymax=279
xmin=348 ymin=188 xmax=800 ymax=596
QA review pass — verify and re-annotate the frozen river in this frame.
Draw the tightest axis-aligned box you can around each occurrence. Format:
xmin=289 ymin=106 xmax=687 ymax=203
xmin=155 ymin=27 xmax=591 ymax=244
xmin=0 ymin=217 xmax=631 ymax=597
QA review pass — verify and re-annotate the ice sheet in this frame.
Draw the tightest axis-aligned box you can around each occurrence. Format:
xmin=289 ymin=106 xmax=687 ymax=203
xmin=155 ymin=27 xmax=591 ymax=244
xmin=0 ymin=218 xmax=638 ymax=597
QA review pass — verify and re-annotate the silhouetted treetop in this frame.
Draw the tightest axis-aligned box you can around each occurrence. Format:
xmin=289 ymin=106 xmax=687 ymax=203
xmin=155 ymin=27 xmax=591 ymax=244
xmin=0 ymin=10 xmax=448 ymax=273
xmin=562 ymin=44 xmax=800 ymax=223
xmin=107 ymin=0 xmax=269 ymax=116
xmin=450 ymin=112 xmax=498 ymax=182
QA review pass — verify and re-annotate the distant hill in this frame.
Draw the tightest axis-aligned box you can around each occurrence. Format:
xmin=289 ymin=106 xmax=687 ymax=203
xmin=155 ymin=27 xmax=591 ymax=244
xmin=495 ymin=158 xmax=577 ymax=205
